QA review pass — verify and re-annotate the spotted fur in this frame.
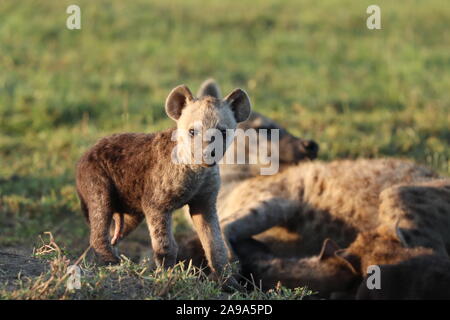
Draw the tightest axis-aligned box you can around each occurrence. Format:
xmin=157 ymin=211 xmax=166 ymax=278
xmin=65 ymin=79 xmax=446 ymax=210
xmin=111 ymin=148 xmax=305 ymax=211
xmin=219 ymin=159 xmax=448 ymax=258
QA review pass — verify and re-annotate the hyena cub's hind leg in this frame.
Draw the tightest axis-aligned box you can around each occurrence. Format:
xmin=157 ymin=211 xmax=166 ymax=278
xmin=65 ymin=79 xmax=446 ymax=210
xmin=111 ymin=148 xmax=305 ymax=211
xmin=378 ymin=179 xmax=450 ymax=256
xmin=77 ymin=169 xmax=120 ymax=264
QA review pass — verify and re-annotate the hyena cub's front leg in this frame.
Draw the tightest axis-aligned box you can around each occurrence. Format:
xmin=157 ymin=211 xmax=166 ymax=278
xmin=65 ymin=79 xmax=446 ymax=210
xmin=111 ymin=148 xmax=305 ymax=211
xmin=189 ymin=205 xmax=228 ymax=273
xmin=143 ymin=205 xmax=178 ymax=268
xmin=188 ymin=196 xmax=241 ymax=290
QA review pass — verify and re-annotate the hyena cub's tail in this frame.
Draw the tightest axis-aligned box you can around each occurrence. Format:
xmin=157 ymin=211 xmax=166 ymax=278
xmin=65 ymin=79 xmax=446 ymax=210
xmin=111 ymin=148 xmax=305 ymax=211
xmin=110 ymin=213 xmax=124 ymax=246
xmin=196 ymin=78 xmax=222 ymax=99
xmin=77 ymin=189 xmax=89 ymax=223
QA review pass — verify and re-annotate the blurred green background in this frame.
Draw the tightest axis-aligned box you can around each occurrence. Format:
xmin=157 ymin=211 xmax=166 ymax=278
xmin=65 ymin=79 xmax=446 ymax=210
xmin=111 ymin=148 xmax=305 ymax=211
xmin=0 ymin=0 xmax=449 ymax=253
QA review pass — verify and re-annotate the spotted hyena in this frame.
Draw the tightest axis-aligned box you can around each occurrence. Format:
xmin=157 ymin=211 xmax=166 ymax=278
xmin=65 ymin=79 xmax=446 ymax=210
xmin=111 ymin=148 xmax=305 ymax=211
xmin=218 ymin=159 xmax=449 ymax=260
xmin=76 ymin=84 xmax=251 ymax=289
xmin=179 ymin=159 xmax=449 ymax=278
xmin=177 ymin=84 xmax=450 ymax=295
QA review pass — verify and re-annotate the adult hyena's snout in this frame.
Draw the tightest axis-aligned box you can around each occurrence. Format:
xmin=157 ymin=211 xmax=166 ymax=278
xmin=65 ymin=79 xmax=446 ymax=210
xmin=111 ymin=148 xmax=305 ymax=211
xmin=300 ymin=139 xmax=319 ymax=159
xmin=279 ymin=135 xmax=319 ymax=164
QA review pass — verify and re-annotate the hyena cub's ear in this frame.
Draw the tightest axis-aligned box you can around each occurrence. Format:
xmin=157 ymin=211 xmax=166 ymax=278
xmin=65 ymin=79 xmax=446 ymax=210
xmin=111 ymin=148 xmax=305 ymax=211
xmin=165 ymin=85 xmax=194 ymax=121
xmin=223 ymin=88 xmax=251 ymax=123
xmin=197 ymin=78 xmax=222 ymax=99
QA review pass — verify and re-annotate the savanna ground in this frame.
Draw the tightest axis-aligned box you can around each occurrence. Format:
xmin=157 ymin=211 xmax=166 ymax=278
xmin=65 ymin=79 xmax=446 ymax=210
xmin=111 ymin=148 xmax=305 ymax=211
xmin=0 ymin=0 xmax=449 ymax=299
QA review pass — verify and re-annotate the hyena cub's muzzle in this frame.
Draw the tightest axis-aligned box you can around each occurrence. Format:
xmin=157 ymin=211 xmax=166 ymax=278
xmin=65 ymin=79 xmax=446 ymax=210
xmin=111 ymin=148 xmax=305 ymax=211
xmin=200 ymin=128 xmax=230 ymax=167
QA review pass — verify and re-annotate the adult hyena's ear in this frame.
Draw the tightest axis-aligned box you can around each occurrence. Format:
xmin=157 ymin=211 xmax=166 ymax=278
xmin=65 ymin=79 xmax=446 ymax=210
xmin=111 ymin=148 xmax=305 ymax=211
xmin=223 ymin=88 xmax=251 ymax=123
xmin=319 ymin=238 xmax=340 ymax=260
xmin=165 ymin=85 xmax=194 ymax=121
xmin=394 ymin=217 xmax=410 ymax=247
xmin=197 ymin=78 xmax=222 ymax=99
xmin=335 ymin=249 xmax=360 ymax=275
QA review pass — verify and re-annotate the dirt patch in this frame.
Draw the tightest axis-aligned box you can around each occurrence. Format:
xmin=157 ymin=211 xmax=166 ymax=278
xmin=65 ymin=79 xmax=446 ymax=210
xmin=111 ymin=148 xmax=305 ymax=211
xmin=0 ymin=249 xmax=47 ymax=291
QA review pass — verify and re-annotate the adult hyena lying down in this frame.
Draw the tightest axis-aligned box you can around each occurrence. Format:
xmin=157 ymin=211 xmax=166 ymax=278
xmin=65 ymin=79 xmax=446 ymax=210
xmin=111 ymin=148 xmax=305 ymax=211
xmin=221 ymin=170 xmax=450 ymax=298
xmin=180 ymin=160 xmax=450 ymax=268
xmin=219 ymin=160 xmax=450 ymax=259
xmin=181 ymin=83 xmax=449 ymax=264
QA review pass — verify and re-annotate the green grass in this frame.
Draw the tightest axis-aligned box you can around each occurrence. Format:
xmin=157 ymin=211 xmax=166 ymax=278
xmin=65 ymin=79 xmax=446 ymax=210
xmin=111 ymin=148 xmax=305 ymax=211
xmin=0 ymin=0 xmax=449 ymax=299
xmin=0 ymin=233 xmax=313 ymax=299
xmin=1 ymin=258 xmax=311 ymax=300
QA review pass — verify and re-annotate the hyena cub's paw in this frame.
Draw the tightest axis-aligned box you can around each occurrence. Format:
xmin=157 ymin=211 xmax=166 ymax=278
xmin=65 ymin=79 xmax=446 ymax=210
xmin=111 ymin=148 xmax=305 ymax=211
xmin=221 ymin=276 xmax=246 ymax=293
xmin=153 ymin=255 xmax=177 ymax=269
xmin=92 ymin=247 xmax=121 ymax=265
xmin=97 ymin=254 xmax=121 ymax=266
xmin=153 ymin=248 xmax=178 ymax=269
xmin=209 ymin=265 xmax=246 ymax=293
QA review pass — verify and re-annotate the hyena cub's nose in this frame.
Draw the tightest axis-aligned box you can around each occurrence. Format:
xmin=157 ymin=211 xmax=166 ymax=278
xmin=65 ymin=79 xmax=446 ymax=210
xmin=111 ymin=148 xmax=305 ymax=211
xmin=207 ymin=135 xmax=217 ymax=158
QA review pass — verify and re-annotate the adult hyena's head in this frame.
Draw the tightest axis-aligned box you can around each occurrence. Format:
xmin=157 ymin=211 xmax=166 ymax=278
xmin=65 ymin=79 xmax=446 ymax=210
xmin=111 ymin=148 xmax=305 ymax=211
xmin=197 ymin=79 xmax=319 ymax=170
xmin=240 ymin=112 xmax=319 ymax=165
xmin=165 ymin=84 xmax=251 ymax=167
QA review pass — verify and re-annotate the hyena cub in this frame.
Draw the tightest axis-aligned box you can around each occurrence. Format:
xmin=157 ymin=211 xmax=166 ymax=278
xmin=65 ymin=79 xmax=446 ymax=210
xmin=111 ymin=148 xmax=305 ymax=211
xmin=76 ymin=84 xmax=251 ymax=285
